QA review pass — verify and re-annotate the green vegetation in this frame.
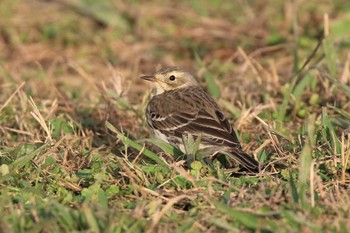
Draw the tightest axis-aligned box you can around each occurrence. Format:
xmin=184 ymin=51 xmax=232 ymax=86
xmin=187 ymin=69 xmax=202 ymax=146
xmin=1 ymin=0 xmax=350 ymax=232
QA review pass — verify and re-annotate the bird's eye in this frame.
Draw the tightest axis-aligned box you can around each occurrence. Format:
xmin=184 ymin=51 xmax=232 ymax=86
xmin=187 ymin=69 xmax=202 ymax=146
xmin=169 ymin=75 xmax=176 ymax=81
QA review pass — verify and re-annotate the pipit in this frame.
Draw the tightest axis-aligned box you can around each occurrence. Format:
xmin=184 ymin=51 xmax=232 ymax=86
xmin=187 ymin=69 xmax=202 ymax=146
xmin=141 ymin=66 xmax=259 ymax=172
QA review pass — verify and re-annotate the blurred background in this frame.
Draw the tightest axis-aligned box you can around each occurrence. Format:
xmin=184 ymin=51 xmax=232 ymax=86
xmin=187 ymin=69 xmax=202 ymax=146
xmin=1 ymin=0 xmax=350 ymax=143
xmin=2 ymin=0 xmax=349 ymax=95
xmin=1 ymin=0 xmax=350 ymax=145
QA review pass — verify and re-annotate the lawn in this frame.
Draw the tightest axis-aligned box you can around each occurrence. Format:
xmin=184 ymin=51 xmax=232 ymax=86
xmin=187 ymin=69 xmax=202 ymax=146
xmin=0 ymin=0 xmax=350 ymax=232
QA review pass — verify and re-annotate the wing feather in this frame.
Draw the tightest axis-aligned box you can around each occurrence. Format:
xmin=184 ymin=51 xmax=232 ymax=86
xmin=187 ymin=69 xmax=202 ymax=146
xmin=147 ymin=88 xmax=241 ymax=148
xmin=146 ymin=86 xmax=259 ymax=171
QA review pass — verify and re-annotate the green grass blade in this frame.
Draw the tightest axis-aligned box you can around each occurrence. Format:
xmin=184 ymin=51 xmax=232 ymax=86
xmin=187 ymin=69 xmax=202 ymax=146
xmin=212 ymin=200 xmax=258 ymax=229
xmin=299 ymin=114 xmax=315 ymax=185
xmin=9 ymin=143 xmax=47 ymax=170
xmin=194 ymin=52 xmax=220 ymax=99
xmin=289 ymin=170 xmax=299 ymax=204
xmin=106 ymin=121 xmax=168 ymax=167
xmin=146 ymin=138 xmax=183 ymax=159
xmin=276 ymin=81 xmax=295 ymax=129
xmin=321 ymin=107 xmax=340 ymax=153
xmin=318 ymin=70 xmax=350 ymax=98
xmin=203 ymin=71 xmax=221 ymax=99
xmin=292 ymin=73 xmax=313 ymax=101
xmin=83 ymin=205 xmax=100 ymax=233
xmin=330 ymin=106 xmax=350 ymax=120
xmin=281 ymin=209 xmax=322 ymax=232
xmin=322 ymin=37 xmax=337 ymax=76
xmin=208 ymin=218 xmax=239 ymax=232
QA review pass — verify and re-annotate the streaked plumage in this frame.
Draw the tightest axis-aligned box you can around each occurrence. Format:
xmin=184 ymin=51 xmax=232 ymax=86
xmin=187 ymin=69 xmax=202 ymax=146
xmin=141 ymin=67 xmax=259 ymax=172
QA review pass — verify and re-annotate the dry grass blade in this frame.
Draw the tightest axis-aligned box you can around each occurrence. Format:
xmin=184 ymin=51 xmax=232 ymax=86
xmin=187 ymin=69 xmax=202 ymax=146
xmin=316 ymin=68 xmax=350 ymax=98
xmin=169 ymin=163 xmax=196 ymax=184
xmin=0 ymin=126 xmax=34 ymax=137
xmin=254 ymin=115 xmax=293 ymax=143
xmin=35 ymin=136 xmax=66 ymax=164
xmin=28 ymin=96 xmax=52 ymax=142
xmin=237 ymin=47 xmax=263 ymax=85
xmin=0 ymin=82 xmax=25 ymax=113
xmin=149 ymin=195 xmax=193 ymax=231
xmin=341 ymin=132 xmax=350 ymax=183
xmin=69 ymin=62 xmax=99 ymax=91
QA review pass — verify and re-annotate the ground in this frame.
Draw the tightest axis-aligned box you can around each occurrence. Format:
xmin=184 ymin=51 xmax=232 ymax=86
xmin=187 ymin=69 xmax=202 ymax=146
xmin=0 ymin=0 xmax=350 ymax=232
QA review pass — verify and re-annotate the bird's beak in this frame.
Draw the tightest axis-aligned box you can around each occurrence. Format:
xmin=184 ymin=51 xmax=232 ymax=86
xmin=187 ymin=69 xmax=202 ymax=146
xmin=140 ymin=75 xmax=157 ymax=82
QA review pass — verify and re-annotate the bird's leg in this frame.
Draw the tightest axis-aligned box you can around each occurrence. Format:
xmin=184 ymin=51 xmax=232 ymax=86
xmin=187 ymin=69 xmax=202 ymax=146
xmin=216 ymin=154 xmax=234 ymax=169
xmin=181 ymin=133 xmax=203 ymax=166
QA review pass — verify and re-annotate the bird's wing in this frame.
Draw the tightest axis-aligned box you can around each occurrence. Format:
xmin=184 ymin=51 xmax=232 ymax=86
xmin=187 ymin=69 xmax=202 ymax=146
xmin=147 ymin=89 xmax=241 ymax=148
xmin=147 ymin=88 xmax=259 ymax=171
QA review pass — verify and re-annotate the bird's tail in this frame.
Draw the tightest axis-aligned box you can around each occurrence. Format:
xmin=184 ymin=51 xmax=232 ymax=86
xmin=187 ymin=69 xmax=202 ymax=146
xmin=221 ymin=148 xmax=260 ymax=173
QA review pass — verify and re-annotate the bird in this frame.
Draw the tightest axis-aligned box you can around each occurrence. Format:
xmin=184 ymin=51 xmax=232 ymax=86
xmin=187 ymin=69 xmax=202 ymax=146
xmin=141 ymin=66 xmax=259 ymax=172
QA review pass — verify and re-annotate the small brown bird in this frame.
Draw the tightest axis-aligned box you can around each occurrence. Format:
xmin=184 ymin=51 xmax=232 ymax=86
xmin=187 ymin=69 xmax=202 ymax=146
xmin=141 ymin=67 xmax=259 ymax=172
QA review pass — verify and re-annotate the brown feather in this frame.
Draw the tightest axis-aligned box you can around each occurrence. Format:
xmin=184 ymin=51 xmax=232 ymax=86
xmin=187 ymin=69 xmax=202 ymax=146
xmin=146 ymin=86 xmax=259 ymax=171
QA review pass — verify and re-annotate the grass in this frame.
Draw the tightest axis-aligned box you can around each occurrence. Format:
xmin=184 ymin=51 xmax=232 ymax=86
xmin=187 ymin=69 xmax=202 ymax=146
xmin=1 ymin=0 xmax=350 ymax=232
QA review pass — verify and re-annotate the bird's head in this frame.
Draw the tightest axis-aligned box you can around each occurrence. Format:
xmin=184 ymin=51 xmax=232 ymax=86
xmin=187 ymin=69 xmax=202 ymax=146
xmin=141 ymin=67 xmax=198 ymax=95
